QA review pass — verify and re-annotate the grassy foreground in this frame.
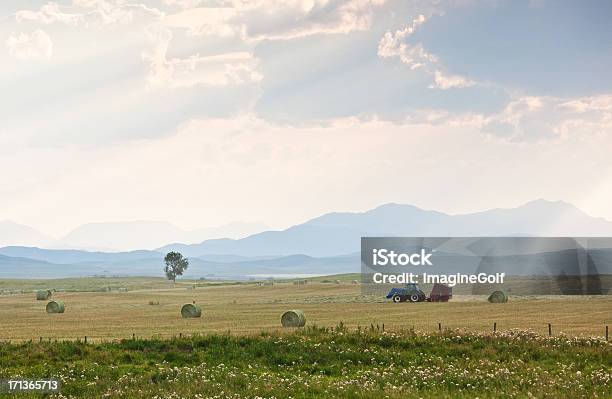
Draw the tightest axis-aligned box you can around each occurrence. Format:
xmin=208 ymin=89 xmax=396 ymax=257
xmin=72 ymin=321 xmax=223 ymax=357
xmin=1 ymin=327 xmax=610 ymax=399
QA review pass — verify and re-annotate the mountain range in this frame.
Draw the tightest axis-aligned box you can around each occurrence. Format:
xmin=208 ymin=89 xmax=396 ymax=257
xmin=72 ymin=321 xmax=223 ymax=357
xmin=0 ymin=220 xmax=268 ymax=251
xmin=159 ymin=199 xmax=612 ymax=257
xmin=0 ymin=221 xmax=53 ymax=248
xmin=2 ymin=199 xmax=612 ymax=279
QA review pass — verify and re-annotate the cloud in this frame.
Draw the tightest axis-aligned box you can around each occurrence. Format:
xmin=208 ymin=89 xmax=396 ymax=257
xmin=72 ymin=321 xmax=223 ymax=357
xmin=6 ymin=30 xmax=53 ymax=59
xmin=378 ymin=13 xmax=475 ymax=90
xmin=482 ymin=95 xmax=612 ymax=141
xmin=143 ymin=25 xmax=262 ymax=89
xmin=430 ymin=70 xmax=475 ymax=90
xmin=164 ymin=7 xmax=238 ymax=36
xmin=161 ymin=0 xmax=205 ymax=9
xmin=16 ymin=3 xmax=82 ymax=26
xmin=163 ymin=0 xmax=386 ymax=40
xmin=15 ymin=1 xmax=163 ymax=27
xmin=242 ymin=0 xmax=387 ymax=41
xmin=377 ymin=14 xmax=433 ymax=69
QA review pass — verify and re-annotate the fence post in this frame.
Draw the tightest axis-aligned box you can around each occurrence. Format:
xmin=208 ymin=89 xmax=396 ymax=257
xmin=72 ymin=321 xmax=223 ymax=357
xmin=84 ymin=336 xmax=87 ymax=344
xmin=493 ymin=322 xmax=497 ymax=333
xmin=179 ymin=333 xmax=182 ymax=339
xmin=132 ymin=333 xmax=135 ymax=341
xmin=438 ymin=322 xmax=442 ymax=332
xmin=606 ymin=325 xmax=609 ymax=341
xmin=548 ymin=323 xmax=552 ymax=337
xmin=39 ymin=337 xmax=42 ymax=343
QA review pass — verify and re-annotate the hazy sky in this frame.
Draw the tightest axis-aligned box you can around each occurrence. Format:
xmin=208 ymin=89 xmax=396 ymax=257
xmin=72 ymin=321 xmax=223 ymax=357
xmin=1 ymin=0 xmax=612 ymax=237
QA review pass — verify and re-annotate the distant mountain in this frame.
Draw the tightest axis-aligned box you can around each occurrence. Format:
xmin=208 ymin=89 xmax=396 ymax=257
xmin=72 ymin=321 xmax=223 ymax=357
xmin=0 ymin=221 xmax=53 ymax=248
xmin=3 ymin=199 xmax=612 ymax=279
xmin=187 ymin=253 xmax=358 ymax=277
xmin=59 ymin=221 xmax=268 ymax=251
xmin=0 ymin=246 xmax=162 ymax=264
xmin=159 ymin=200 xmax=612 ymax=257
xmin=0 ymin=248 xmax=356 ymax=279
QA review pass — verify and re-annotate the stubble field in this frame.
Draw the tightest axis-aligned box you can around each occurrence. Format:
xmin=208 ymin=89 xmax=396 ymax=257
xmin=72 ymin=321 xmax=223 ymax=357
xmin=0 ymin=277 xmax=610 ymax=341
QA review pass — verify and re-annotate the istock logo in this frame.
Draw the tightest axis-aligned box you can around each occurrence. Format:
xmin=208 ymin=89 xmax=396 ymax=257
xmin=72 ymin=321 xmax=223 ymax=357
xmin=372 ymin=248 xmax=433 ymax=266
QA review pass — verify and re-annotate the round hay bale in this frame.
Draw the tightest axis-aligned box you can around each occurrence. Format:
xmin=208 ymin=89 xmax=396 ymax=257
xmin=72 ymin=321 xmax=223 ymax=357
xmin=46 ymin=301 xmax=65 ymax=314
xmin=181 ymin=303 xmax=202 ymax=318
xmin=351 ymin=280 xmax=359 ymax=284
xmin=334 ymin=280 xmax=341 ymax=284
xmin=36 ymin=290 xmax=52 ymax=300
xmin=488 ymin=291 xmax=508 ymax=303
xmin=281 ymin=309 xmax=306 ymax=327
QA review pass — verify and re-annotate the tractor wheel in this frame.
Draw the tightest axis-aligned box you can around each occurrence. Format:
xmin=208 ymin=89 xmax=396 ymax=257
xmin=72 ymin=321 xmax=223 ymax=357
xmin=392 ymin=295 xmax=402 ymax=303
xmin=409 ymin=294 xmax=420 ymax=303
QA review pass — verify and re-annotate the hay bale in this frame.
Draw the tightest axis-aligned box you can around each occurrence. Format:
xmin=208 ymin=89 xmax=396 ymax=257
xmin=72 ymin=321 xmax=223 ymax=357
xmin=351 ymin=280 xmax=359 ymax=284
xmin=281 ymin=309 xmax=306 ymax=327
xmin=488 ymin=291 xmax=508 ymax=303
xmin=334 ymin=280 xmax=341 ymax=284
xmin=118 ymin=287 xmax=128 ymax=293
xmin=36 ymin=290 xmax=52 ymax=300
xmin=181 ymin=303 xmax=202 ymax=318
xmin=46 ymin=301 xmax=65 ymax=314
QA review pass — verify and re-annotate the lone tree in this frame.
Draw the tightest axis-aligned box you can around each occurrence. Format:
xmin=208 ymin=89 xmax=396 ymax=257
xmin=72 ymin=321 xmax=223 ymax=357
xmin=164 ymin=251 xmax=189 ymax=283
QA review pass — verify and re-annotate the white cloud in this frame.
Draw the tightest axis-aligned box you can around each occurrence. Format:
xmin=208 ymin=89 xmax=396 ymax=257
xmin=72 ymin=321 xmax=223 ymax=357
xmin=377 ymin=14 xmax=433 ymax=69
xmin=482 ymin=95 xmax=612 ymax=141
xmin=143 ymin=25 xmax=262 ymax=88
xmin=164 ymin=7 xmax=237 ymax=37
xmin=161 ymin=0 xmax=205 ymax=9
xmin=163 ymin=0 xmax=386 ymax=40
xmin=378 ymin=14 xmax=475 ymax=89
xmin=15 ymin=1 xmax=163 ymax=27
xmin=559 ymin=96 xmax=612 ymax=113
xmin=16 ymin=2 xmax=81 ymax=25
xmin=430 ymin=70 xmax=475 ymax=89
xmin=6 ymin=30 xmax=53 ymax=59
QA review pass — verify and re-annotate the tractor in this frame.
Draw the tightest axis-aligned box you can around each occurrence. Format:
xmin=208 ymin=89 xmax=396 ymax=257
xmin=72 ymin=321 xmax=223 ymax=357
xmin=386 ymin=283 xmax=427 ymax=303
xmin=386 ymin=283 xmax=452 ymax=303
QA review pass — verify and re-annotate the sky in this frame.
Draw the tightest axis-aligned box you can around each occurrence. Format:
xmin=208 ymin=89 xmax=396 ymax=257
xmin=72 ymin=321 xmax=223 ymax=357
xmin=1 ymin=0 xmax=612 ymax=238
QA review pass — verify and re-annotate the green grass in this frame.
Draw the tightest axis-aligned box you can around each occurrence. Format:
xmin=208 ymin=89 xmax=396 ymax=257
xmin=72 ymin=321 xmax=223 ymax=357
xmin=1 ymin=327 xmax=609 ymax=398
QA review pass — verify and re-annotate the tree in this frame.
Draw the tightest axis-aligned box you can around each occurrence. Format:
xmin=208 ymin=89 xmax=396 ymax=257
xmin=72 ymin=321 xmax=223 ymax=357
xmin=164 ymin=251 xmax=189 ymax=282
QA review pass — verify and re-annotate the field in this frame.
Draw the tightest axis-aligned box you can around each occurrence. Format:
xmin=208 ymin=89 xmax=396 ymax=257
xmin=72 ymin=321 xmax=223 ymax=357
xmin=0 ymin=277 xmax=610 ymax=340
xmin=0 ymin=277 xmax=610 ymax=398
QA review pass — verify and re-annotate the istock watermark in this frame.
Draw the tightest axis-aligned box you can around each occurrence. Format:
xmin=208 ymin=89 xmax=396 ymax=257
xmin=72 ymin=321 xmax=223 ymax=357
xmin=372 ymin=271 xmax=505 ymax=286
xmin=360 ymin=237 xmax=612 ymax=296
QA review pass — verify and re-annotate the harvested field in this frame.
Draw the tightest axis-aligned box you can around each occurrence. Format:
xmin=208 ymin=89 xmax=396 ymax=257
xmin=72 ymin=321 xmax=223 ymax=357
xmin=0 ymin=278 xmax=609 ymax=340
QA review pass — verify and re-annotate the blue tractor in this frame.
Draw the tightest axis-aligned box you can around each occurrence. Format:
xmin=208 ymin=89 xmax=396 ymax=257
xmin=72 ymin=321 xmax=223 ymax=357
xmin=386 ymin=283 xmax=427 ymax=303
